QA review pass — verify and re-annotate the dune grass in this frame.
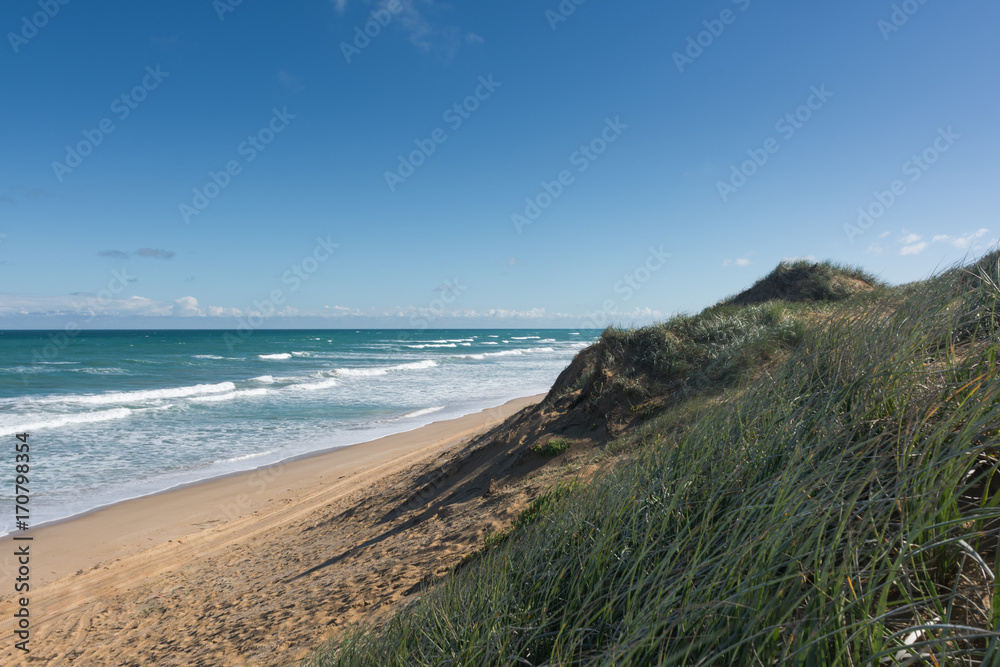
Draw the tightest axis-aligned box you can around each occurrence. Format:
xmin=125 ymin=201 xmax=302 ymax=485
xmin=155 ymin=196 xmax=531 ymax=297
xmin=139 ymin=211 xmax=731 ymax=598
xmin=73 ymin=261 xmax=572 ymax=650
xmin=305 ymin=254 xmax=1000 ymax=666
xmin=715 ymin=259 xmax=886 ymax=308
xmin=531 ymin=438 xmax=572 ymax=457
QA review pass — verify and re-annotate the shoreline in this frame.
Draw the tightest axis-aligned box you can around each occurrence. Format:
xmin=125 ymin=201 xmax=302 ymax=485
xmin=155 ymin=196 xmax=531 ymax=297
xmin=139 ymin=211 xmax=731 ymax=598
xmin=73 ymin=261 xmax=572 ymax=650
xmin=0 ymin=394 xmax=542 ymax=591
xmin=7 ymin=393 xmax=542 ymax=538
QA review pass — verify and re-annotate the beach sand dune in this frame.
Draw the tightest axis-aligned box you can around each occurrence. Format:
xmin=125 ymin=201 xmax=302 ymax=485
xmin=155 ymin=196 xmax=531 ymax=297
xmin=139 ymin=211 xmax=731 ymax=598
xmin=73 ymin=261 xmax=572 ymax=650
xmin=0 ymin=396 xmax=545 ymax=666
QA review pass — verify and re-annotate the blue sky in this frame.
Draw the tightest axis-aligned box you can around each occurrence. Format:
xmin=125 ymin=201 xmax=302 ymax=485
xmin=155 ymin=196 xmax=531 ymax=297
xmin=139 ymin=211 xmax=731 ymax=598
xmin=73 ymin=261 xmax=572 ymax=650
xmin=1 ymin=0 xmax=997 ymax=329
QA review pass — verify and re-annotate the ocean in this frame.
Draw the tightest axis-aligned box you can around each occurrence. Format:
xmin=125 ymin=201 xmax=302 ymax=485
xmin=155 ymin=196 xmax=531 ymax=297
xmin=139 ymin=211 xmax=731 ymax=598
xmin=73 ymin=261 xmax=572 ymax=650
xmin=0 ymin=329 xmax=598 ymax=534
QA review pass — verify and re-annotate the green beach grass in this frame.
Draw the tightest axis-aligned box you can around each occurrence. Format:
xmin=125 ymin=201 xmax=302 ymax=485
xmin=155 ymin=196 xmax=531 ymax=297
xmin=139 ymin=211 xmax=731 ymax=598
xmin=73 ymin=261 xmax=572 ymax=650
xmin=305 ymin=254 xmax=1000 ymax=666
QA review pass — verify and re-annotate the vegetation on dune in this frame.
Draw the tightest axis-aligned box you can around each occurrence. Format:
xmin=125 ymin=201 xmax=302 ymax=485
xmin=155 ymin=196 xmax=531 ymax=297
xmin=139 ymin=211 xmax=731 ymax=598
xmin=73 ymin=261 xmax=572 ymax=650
xmin=530 ymin=438 xmax=572 ymax=458
xmin=715 ymin=259 xmax=884 ymax=308
xmin=548 ymin=261 xmax=886 ymax=432
xmin=305 ymin=256 xmax=1000 ymax=666
xmin=482 ymin=479 xmax=582 ymax=551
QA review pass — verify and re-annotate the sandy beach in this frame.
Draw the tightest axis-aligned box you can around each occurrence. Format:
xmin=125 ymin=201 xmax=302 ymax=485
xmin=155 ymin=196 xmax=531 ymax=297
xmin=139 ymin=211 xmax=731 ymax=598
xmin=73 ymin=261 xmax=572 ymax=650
xmin=0 ymin=395 xmax=543 ymax=666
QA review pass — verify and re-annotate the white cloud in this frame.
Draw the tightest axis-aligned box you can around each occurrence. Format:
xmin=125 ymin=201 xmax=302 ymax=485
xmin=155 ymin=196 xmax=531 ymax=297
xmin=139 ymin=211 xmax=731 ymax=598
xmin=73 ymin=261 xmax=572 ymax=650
xmin=172 ymin=296 xmax=203 ymax=317
xmin=900 ymin=242 xmax=928 ymax=256
xmin=323 ymin=305 xmax=362 ymax=315
xmin=932 ymin=228 xmax=990 ymax=249
xmin=0 ymin=292 xmax=665 ymax=328
xmin=605 ymin=306 xmax=667 ymax=321
xmin=896 ymin=231 xmax=927 ymax=256
xmin=207 ymin=306 xmax=243 ymax=318
xmin=890 ymin=227 xmax=995 ymax=257
xmin=336 ymin=0 xmax=466 ymax=58
xmin=865 ymin=243 xmax=883 ymax=256
xmin=0 ymin=293 xmax=170 ymax=318
xmin=723 ymin=256 xmax=752 ymax=267
xmin=391 ymin=0 xmax=453 ymax=54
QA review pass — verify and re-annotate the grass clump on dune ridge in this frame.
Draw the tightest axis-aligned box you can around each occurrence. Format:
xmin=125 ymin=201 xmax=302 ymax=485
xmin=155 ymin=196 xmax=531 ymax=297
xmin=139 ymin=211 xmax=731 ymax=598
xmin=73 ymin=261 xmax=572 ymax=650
xmin=716 ymin=259 xmax=884 ymax=307
xmin=597 ymin=300 xmax=808 ymax=400
xmin=550 ymin=261 xmax=882 ymax=427
xmin=306 ymin=254 xmax=1000 ymax=666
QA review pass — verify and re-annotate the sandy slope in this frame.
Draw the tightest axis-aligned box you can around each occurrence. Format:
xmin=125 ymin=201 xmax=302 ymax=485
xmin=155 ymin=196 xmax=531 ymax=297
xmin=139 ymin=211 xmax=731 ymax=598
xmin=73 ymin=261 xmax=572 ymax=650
xmin=0 ymin=396 xmax=542 ymax=666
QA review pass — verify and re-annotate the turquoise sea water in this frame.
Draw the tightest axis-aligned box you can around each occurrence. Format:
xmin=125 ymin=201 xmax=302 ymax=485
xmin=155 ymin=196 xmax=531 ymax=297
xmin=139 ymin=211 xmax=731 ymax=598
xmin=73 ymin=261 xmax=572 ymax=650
xmin=0 ymin=329 xmax=597 ymax=533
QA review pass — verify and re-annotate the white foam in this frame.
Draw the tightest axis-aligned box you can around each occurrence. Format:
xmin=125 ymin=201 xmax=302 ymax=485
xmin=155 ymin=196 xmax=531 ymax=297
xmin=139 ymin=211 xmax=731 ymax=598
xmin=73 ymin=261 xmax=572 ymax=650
xmin=335 ymin=367 xmax=389 ymax=377
xmin=453 ymin=347 xmax=557 ymax=362
xmin=482 ymin=342 xmax=499 ymax=345
xmin=511 ymin=336 xmax=541 ymax=340
xmin=285 ymin=378 xmax=339 ymax=392
xmin=258 ymin=353 xmax=292 ymax=360
xmin=250 ymin=375 xmax=276 ymax=384
xmin=75 ymin=367 xmax=129 ymax=375
xmin=335 ymin=360 xmax=437 ymax=377
xmin=32 ymin=382 xmax=237 ymax=406
xmin=392 ymin=360 xmax=439 ymax=371
xmin=400 ymin=406 xmax=446 ymax=419
xmin=220 ymin=450 xmax=275 ymax=464
xmin=456 ymin=350 xmax=521 ymax=360
xmin=0 ymin=408 xmax=133 ymax=437
xmin=188 ymin=388 xmax=269 ymax=403
xmin=291 ymin=351 xmax=312 ymax=357
xmin=194 ymin=355 xmax=225 ymax=360
xmin=406 ymin=343 xmax=457 ymax=349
